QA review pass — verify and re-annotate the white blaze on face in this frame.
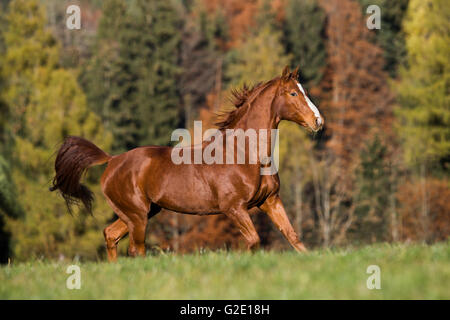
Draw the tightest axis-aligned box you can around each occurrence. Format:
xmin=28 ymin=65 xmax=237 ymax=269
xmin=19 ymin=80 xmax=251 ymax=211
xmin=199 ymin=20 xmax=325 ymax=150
xmin=296 ymin=82 xmax=321 ymax=119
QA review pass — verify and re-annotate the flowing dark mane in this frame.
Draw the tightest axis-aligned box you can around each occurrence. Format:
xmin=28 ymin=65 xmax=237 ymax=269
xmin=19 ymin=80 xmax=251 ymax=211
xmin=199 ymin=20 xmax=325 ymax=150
xmin=215 ymin=78 xmax=279 ymax=130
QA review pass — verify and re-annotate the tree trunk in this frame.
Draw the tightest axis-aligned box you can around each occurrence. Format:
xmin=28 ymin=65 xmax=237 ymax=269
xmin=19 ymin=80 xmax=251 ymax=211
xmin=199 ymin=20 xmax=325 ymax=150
xmin=419 ymin=162 xmax=429 ymax=243
xmin=294 ymin=166 xmax=303 ymax=237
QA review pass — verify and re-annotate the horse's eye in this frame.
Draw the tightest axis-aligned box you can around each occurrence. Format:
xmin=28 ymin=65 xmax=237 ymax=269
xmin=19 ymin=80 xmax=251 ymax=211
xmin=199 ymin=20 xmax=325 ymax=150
xmin=290 ymin=92 xmax=297 ymax=97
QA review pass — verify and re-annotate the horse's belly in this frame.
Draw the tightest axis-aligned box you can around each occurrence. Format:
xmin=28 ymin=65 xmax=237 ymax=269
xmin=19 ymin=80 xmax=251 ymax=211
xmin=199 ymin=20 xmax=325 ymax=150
xmin=144 ymin=163 xmax=221 ymax=214
xmin=152 ymin=188 xmax=221 ymax=215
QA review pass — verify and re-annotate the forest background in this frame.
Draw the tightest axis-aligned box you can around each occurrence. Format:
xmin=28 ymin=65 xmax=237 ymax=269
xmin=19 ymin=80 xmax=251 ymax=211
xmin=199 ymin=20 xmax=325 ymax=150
xmin=0 ymin=0 xmax=448 ymax=262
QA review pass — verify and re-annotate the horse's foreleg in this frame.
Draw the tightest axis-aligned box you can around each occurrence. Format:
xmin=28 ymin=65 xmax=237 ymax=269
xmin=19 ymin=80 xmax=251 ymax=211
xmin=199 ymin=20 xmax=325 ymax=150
xmin=104 ymin=219 xmax=128 ymax=262
xmin=259 ymin=196 xmax=307 ymax=253
xmin=225 ymin=207 xmax=260 ymax=251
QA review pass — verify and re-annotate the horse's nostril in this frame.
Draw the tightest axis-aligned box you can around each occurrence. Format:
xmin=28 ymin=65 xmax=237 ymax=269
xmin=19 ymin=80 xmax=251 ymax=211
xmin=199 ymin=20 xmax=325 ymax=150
xmin=316 ymin=117 xmax=322 ymax=127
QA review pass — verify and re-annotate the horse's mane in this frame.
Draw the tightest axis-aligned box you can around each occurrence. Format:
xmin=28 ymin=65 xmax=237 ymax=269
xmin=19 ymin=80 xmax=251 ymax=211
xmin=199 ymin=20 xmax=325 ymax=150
xmin=215 ymin=77 xmax=280 ymax=130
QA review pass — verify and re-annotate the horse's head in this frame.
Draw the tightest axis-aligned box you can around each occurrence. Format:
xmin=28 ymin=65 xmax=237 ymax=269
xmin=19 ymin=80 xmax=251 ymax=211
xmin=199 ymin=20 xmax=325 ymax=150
xmin=274 ymin=66 xmax=324 ymax=132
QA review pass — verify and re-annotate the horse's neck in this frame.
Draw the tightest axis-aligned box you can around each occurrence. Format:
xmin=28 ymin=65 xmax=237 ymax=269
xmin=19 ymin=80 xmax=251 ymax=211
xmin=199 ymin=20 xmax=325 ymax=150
xmin=232 ymin=85 xmax=279 ymax=132
xmin=228 ymin=85 xmax=279 ymax=159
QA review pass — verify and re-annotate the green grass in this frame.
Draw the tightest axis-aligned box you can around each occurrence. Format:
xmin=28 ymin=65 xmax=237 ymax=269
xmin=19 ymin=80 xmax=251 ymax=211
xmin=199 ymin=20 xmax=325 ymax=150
xmin=1 ymin=242 xmax=449 ymax=299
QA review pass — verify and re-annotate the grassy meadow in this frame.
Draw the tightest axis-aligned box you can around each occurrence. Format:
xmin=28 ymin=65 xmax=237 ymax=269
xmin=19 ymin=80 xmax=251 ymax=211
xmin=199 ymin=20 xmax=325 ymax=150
xmin=1 ymin=242 xmax=449 ymax=299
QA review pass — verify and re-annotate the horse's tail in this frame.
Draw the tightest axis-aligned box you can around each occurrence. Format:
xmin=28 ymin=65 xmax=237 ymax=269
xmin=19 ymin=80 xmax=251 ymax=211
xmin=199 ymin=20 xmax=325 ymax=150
xmin=50 ymin=136 xmax=111 ymax=214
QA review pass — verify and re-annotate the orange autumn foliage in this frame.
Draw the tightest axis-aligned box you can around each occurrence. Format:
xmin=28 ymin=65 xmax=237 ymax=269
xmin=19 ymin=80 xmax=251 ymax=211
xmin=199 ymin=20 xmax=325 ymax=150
xmin=201 ymin=0 xmax=286 ymax=48
xmin=396 ymin=178 xmax=450 ymax=242
xmin=318 ymin=0 xmax=393 ymax=165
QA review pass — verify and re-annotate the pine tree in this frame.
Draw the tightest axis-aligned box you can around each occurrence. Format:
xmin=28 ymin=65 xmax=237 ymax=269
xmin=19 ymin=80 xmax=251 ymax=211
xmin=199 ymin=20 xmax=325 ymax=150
xmin=80 ymin=0 xmax=129 ymax=152
xmin=283 ymin=0 xmax=326 ymax=86
xmin=132 ymin=0 xmax=182 ymax=147
xmin=352 ymin=136 xmax=392 ymax=243
xmin=194 ymin=0 xmax=230 ymax=51
xmin=82 ymin=0 xmax=182 ymax=151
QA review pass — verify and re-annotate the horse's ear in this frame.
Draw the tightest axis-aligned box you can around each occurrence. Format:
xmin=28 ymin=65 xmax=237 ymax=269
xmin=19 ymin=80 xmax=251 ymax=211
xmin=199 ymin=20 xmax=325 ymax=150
xmin=292 ymin=66 xmax=300 ymax=80
xmin=281 ymin=65 xmax=290 ymax=79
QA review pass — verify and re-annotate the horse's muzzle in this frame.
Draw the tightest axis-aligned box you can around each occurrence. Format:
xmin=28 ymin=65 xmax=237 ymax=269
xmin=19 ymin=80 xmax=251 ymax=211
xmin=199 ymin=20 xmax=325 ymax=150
xmin=313 ymin=116 xmax=324 ymax=132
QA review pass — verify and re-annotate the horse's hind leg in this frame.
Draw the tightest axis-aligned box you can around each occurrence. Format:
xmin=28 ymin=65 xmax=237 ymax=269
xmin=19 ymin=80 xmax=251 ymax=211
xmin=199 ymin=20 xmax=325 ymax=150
xmin=106 ymin=203 xmax=150 ymax=258
xmin=125 ymin=204 xmax=162 ymax=257
xmin=104 ymin=219 xmax=128 ymax=262
xmin=127 ymin=212 xmax=149 ymax=257
xmin=102 ymin=195 xmax=150 ymax=259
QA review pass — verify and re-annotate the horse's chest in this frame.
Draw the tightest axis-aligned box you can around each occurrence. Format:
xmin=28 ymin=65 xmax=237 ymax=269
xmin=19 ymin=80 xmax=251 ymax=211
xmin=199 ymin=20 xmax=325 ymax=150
xmin=250 ymin=174 xmax=280 ymax=206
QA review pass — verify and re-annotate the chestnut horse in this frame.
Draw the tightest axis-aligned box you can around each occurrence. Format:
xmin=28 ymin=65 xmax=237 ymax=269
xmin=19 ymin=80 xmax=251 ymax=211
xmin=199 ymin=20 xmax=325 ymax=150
xmin=50 ymin=66 xmax=323 ymax=261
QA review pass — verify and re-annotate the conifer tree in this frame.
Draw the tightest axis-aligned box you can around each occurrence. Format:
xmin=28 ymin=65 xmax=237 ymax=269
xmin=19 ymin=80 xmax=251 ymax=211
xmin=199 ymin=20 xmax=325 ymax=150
xmin=352 ymin=136 xmax=392 ymax=243
xmin=283 ymin=0 xmax=326 ymax=87
xmin=132 ymin=0 xmax=182 ymax=147
xmin=82 ymin=0 xmax=182 ymax=151
xmin=80 ymin=0 xmax=130 ymax=152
